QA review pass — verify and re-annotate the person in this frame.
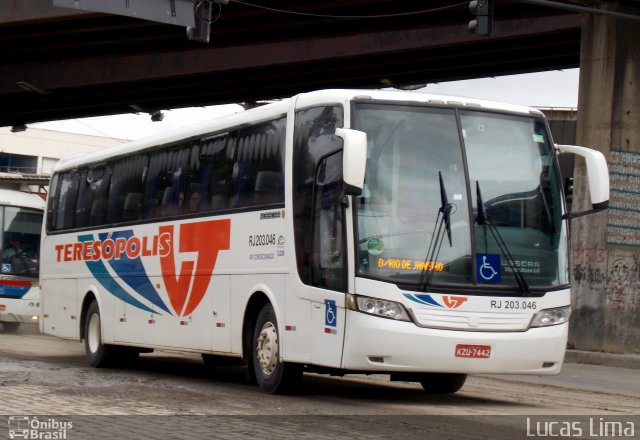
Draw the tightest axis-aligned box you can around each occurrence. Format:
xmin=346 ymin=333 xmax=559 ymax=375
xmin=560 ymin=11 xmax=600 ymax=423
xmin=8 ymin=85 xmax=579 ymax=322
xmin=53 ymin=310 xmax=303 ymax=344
xmin=3 ymin=239 xmax=24 ymax=259
xmin=186 ymin=189 xmax=202 ymax=213
xmin=3 ymin=239 xmax=32 ymax=274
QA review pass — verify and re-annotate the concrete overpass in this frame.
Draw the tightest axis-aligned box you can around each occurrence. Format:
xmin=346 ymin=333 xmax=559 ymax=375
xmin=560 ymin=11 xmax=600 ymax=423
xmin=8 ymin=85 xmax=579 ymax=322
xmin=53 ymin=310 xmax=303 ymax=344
xmin=0 ymin=0 xmax=586 ymax=126
xmin=1 ymin=0 xmax=640 ymax=354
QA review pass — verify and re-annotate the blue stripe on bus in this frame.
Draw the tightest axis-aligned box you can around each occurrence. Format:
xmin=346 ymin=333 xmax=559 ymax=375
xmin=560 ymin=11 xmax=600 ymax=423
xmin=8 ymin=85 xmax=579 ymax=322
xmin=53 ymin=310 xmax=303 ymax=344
xmin=403 ymin=293 xmax=444 ymax=307
xmin=78 ymin=234 xmax=157 ymax=314
xmin=0 ymin=285 xmax=30 ymax=298
xmin=98 ymin=231 xmax=172 ymax=314
xmin=0 ymin=280 xmax=32 ymax=298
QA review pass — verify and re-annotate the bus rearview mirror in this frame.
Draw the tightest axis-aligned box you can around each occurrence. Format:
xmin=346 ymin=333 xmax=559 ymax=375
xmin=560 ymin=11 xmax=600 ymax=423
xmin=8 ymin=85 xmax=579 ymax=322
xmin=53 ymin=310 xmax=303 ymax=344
xmin=336 ymin=128 xmax=367 ymax=195
xmin=556 ymin=144 xmax=610 ymax=219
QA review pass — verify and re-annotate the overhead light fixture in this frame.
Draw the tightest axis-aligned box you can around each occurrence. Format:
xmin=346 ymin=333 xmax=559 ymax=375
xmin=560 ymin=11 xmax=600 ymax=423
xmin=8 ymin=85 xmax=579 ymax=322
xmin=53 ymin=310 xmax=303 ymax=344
xmin=379 ymin=78 xmax=426 ymax=91
xmin=15 ymin=81 xmax=50 ymax=96
xmin=150 ymin=111 xmax=164 ymax=122
xmin=240 ymin=101 xmax=270 ymax=110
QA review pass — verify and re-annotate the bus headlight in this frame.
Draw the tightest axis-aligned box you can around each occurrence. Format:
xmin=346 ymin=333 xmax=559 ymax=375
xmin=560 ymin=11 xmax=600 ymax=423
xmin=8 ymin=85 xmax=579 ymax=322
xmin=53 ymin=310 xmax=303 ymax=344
xmin=347 ymin=294 xmax=411 ymax=321
xmin=530 ymin=306 xmax=571 ymax=328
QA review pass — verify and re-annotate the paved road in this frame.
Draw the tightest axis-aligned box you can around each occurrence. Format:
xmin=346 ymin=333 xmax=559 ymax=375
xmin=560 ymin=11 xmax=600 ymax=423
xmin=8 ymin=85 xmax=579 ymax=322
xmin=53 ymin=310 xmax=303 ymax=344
xmin=0 ymin=325 xmax=638 ymax=439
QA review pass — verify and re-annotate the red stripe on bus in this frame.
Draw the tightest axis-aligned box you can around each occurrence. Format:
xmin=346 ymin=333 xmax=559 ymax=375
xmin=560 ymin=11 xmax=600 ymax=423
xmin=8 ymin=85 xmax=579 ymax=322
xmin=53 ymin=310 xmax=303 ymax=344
xmin=0 ymin=280 xmax=32 ymax=287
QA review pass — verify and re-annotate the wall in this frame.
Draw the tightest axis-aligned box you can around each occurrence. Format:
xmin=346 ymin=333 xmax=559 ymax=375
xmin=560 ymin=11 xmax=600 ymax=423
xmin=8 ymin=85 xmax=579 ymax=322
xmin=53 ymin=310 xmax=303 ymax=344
xmin=570 ymin=2 xmax=640 ymax=354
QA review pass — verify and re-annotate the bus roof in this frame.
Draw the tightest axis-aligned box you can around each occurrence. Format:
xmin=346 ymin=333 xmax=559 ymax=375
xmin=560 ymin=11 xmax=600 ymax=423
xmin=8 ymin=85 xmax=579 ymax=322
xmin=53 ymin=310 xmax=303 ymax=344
xmin=0 ymin=188 xmax=45 ymax=211
xmin=296 ymin=89 xmax=545 ymax=117
xmin=53 ymin=89 xmax=545 ymax=173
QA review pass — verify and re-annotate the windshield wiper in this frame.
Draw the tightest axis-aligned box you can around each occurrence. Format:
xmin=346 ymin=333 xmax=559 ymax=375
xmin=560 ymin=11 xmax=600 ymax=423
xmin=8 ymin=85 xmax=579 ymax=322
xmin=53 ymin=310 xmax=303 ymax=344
xmin=419 ymin=171 xmax=453 ymax=291
xmin=439 ymin=171 xmax=453 ymax=247
xmin=475 ymin=181 xmax=531 ymax=296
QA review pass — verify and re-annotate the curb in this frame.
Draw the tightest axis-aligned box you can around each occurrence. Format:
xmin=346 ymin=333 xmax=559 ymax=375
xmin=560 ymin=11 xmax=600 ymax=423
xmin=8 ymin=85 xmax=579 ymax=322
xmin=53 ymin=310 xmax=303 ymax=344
xmin=565 ymin=349 xmax=640 ymax=370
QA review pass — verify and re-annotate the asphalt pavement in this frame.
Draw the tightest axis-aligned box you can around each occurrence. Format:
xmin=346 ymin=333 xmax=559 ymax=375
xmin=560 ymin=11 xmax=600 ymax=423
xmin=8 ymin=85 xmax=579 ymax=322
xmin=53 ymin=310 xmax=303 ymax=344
xmin=8 ymin=322 xmax=640 ymax=369
xmin=565 ymin=349 xmax=640 ymax=370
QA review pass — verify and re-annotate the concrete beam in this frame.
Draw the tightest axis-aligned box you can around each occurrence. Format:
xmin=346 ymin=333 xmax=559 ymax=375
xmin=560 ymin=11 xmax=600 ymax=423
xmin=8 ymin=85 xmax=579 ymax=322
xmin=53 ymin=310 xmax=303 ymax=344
xmin=0 ymin=15 xmax=580 ymax=93
xmin=0 ymin=0 xmax=90 ymax=23
xmin=570 ymin=1 xmax=640 ymax=354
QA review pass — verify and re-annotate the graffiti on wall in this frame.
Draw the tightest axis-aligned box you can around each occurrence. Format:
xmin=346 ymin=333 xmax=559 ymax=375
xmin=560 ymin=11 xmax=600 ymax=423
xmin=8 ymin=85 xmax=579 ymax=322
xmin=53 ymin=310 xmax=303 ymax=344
xmin=572 ymin=248 xmax=640 ymax=308
xmin=572 ymin=248 xmax=607 ymax=289
xmin=607 ymin=255 xmax=639 ymax=307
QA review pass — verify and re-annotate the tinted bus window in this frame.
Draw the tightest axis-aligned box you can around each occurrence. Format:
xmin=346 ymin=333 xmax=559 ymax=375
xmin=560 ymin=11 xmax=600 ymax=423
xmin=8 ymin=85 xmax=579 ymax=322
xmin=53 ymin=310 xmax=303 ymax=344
xmin=75 ymin=165 xmax=110 ymax=228
xmin=56 ymin=171 xmax=80 ymax=231
xmin=46 ymin=173 xmax=59 ymax=232
xmin=189 ymin=133 xmax=234 ymax=213
xmin=231 ymin=117 xmax=286 ymax=209
xmin=292 ymin=106 xmax=344 ymax=285
xmin=2 ymin=206 xmax=43 ymax=276
xmin=144 ymin=146 xmax=191 ymax=219
xmin=108 ymin=155 xmax=148 ymax=224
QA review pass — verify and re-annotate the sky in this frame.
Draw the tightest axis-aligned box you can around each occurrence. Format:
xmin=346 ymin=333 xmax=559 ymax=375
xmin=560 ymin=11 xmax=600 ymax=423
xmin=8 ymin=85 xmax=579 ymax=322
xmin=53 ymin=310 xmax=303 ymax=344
xmin=31 ymin=69 xmax=580 ymax=142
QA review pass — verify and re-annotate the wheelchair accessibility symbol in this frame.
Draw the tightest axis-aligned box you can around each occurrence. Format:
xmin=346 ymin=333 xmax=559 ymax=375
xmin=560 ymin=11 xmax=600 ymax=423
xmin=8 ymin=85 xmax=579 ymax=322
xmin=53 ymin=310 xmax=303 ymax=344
xmin=476 ymin=254 xmax=501 ymax=283
xmin=325 ymin=299 xmax=337 ymax=328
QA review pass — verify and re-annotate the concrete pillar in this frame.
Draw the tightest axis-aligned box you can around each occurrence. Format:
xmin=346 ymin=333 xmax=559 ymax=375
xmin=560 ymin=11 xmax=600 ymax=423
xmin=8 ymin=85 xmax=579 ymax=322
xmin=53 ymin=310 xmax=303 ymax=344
xmin=570 ymin=2 xmax=640 ymax=354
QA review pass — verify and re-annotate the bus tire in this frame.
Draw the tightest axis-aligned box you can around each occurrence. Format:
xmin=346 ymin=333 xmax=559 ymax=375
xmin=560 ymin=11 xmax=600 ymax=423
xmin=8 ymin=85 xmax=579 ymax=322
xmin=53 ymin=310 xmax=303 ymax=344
xmin=84 ymin=300 xmax=117 ymax=368
xmin=419 ymin=373 xmax=467 ymax=394
xmin=252 ymin=303 xmax=302 ymax=394
xmin=2 ymin=322 xmax=20 ymax=333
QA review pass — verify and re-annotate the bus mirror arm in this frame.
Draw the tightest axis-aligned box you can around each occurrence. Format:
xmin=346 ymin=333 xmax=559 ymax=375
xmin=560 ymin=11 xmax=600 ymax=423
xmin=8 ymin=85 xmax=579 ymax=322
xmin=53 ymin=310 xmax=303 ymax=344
xmin=562 ymin=206 xmax=608 ymax=221
xmin=556 ymin=144 xmax=610 ymax=219
xmin=336 ymin=128 xmax=367 ymax=196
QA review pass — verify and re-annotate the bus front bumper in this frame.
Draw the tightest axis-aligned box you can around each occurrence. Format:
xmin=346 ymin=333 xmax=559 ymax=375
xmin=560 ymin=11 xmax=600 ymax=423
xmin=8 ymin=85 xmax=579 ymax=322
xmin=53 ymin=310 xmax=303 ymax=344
xmin=0 ymin=298 xmax=40 ymax=323
xmin=342 ymin=310 xmax=567 ymax=375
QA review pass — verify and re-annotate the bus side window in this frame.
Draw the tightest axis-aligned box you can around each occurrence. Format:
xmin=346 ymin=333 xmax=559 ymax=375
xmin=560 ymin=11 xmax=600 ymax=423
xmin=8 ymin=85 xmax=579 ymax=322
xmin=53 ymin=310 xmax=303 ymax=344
xmin=201 ymin=135 xmax=234 ymax=212
xmin=190 ymin=133 xmax=234 ymax=213
xmin=254 ymin=171 xmax=284 ymax=205
xmin=75 ymin=165 xmax=110 ymax=228
xmin=108 ymin=155 xmax=148 ymax=224
xmin=89 ymin=198 xmax=107 ymax=226
xmin=292 ymin=105 xmax=344 ymax=287
xmin=144 ymin=146 xmax=190 ymax=219
xmin=56 ymin=170 xmax=80 ymax=231
xmin=122 ymin=192 xmax=143 ymax=221
xmin=46 ymin=173 xmax=60 ymax=232
xmin=230 ymin=117 xmax=285 ymax=209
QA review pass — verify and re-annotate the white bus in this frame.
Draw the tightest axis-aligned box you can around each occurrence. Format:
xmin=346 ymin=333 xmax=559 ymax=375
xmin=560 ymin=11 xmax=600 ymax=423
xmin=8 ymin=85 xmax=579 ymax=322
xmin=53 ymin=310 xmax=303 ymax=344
xmin=0 ymin=189 xmax=45 ymax=333
xmin=40 ymin=89 xmax=609 ymax=394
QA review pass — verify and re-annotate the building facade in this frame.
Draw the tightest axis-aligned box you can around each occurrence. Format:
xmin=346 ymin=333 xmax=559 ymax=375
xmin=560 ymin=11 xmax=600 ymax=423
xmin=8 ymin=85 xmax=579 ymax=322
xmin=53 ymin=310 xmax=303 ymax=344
xmin=0 ymin=127 xmax=126 ymax=193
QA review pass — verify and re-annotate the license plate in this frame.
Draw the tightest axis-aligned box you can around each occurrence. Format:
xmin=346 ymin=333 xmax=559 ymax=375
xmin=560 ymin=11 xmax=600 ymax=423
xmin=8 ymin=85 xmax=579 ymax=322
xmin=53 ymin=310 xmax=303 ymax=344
xmin=455 ymin=344 xmax=491 ymax=358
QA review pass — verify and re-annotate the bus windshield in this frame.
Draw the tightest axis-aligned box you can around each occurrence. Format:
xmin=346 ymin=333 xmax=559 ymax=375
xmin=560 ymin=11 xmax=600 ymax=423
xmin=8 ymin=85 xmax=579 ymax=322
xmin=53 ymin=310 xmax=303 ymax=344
xmin=1 ymin=206 xmax=42 ymax=278
xmin=354 ymin=103 xmax=568 ymax=291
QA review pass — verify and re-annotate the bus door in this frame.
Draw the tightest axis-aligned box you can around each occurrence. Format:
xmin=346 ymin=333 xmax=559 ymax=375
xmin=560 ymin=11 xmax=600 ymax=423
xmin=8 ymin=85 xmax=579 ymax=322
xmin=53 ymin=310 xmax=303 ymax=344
xmin=292 ymin=105 xmax=347 ymax=368
xmin=308 ymin=151 xmax=347 ymax=367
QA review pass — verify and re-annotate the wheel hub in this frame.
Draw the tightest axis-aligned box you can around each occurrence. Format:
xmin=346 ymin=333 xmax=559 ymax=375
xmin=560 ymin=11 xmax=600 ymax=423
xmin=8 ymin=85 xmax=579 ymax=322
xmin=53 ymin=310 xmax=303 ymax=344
xmin=256 ymin=322 xmax=278 ymax=375
xmin=87 ymin=313 xmax=101 ymax=354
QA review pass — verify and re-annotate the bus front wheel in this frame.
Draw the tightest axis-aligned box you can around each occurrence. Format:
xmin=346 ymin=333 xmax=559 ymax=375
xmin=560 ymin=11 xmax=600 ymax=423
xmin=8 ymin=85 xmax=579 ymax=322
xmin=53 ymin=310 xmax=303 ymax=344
xmin=84 ymin=301 xmax=118 ymax=367
xmin=419 ymin=373 xmax=467 ymax=394
xmin=252 ymin=303 xmax=302 ymax=394
xmin=1 ymin=322 xmax=20 ymax=333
